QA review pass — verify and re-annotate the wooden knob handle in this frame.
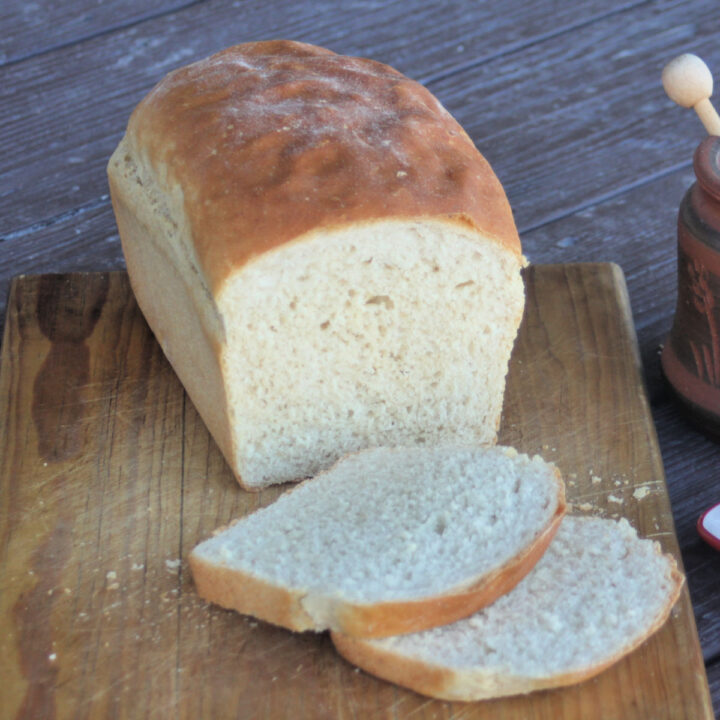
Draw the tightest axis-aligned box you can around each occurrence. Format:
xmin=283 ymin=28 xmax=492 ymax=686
xmin=662 ymin=53 xmax=720 ymax=135
xmin=663 ymin=53 xmax=713 ymax=107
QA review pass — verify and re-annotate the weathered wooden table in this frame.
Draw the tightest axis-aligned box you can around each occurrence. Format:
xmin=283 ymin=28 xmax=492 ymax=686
xmin=2 ymin=0 xmax=720 ymax=716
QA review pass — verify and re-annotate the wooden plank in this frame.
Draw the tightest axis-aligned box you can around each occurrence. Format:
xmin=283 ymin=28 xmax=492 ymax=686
xmin=432 ymin=1 xmax=719 ymax=233
xmin=0 ymin=266 xmax=711 ymax=719
xmin=0 ymin=0 xmax=200 ymax=65
xmin=0 ymin=204 xmax=123 ymax=332
xmin=0 ymin=273 xmax=189 ymax=719
xmin=0 ymin=0 xmax=645 ymax=235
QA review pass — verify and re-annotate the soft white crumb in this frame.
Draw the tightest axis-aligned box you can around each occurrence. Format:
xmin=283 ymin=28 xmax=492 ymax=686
xmin=607 ymin=494 xmax=623 ymax=504
xmin=633 ymin=486 xmax=651 ymax=500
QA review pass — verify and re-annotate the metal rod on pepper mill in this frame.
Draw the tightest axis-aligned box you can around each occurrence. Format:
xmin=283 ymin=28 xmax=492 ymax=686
xmin=663 ymin=53 xmax=720 ymax=135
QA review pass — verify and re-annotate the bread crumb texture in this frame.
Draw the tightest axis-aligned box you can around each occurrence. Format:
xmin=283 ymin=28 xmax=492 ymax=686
xmin=191 ymin=446 xmax=562 ymax=604
xmin=350 ymin=516 xmax=681 ymax=681
xmin=220 ymin=221 xmax=524 ymax=486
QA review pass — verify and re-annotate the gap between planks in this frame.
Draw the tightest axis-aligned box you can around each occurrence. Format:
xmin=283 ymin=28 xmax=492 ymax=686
xmin=0 ymin=0 xmax=207 ymax=69
xmin=419 ymin=0 xmax=651 ymax=86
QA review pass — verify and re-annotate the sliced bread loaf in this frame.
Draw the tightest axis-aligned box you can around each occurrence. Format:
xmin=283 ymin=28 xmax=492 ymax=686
xmin=108 ymin=40 xmax=526 ymax=489
xmin=189 ymin=446 xmax=565 ymax=638
xmin=332 ymin=515 xmax=684 ymax=700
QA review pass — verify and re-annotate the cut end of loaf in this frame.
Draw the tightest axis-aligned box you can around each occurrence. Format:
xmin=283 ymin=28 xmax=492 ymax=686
xmin=218 ymin=220 xmax=525 ymax=488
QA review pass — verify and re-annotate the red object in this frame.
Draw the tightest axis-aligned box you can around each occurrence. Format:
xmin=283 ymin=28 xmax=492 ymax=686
xmin=698 ymin=503 xmax=720 ymax=550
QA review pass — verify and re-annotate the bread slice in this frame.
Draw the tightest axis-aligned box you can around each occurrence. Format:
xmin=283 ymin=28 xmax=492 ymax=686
xmin=189 ymin=446 xmax=565 ymax=638
xmin=332 ymin=516 xmax=684 ymax=700
xmin=107 ymin=40 xmax=526 ymax=489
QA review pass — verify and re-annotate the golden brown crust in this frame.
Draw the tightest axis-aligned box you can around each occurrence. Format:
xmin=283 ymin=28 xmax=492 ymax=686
xmin=108 ymin=173 xmax=236 ymax=471
xmin=123 ymin=40 xmax=520 ymax=294
xmin=331 ymin=552 xmax=686 ymax=701
xmin=188 ymin=552 xmax=320 ymax=632
xmin=332 ymin=630 xmax=458 ymax=698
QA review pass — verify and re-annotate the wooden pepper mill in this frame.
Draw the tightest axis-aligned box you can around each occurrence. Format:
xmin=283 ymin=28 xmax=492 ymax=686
xmin=661 ymin=54 xmax=720 ymax=435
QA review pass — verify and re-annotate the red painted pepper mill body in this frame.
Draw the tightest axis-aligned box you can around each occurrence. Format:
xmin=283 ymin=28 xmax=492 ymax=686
xmin=662 ymin=135 xmax=720 ymax=436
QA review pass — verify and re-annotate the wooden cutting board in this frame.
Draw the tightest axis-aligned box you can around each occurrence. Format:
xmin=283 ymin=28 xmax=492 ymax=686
xmin=0 ymin=264 xmax=712 ymax=719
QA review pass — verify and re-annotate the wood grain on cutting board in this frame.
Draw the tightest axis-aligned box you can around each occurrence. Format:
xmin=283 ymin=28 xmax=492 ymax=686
xmin=0 ymin=264 xmax=711 ymax=719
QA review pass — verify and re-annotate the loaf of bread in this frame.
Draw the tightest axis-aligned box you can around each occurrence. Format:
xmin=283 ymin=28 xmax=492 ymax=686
xmin=108 ymin=40 xmax=526 ymax=489
xmin=332 ymin=516 xmax=684 ymax=700
xmin=189 ymin=446 xmax=565 ymax=637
